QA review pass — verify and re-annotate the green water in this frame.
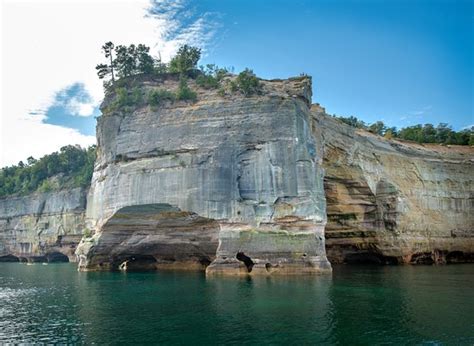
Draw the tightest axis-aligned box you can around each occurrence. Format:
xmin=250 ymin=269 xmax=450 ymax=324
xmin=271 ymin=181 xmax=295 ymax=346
xmin=0 ymin=263 xmax=472 ymax=345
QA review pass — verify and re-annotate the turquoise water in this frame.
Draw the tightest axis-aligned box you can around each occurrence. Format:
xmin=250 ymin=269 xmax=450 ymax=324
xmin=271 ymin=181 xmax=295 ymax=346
xmin=0 ymin=263 xmax=473 ymax=344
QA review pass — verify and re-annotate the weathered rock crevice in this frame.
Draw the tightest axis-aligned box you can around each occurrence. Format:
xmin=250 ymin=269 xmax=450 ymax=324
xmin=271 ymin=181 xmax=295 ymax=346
xmin=236 ymin=252 xmax=254 ymax=272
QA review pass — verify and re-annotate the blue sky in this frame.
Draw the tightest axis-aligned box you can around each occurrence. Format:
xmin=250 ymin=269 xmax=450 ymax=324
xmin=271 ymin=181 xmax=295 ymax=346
xmin=56 ymin=0 xmax=473 ymax=135
xmin=2 ymin=0 xmax=473 ymax=166
xmin=45 ymin=84 xmax=100 ymax=136
xmin=196 ymin=0 xmax=473 ymax=129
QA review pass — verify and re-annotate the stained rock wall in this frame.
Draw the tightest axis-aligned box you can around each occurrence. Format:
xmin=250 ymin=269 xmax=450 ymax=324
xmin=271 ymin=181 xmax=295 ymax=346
xmin=0 ymin=187 xmax=87 ymax=262
xmin=77 ymin=75 xmax=332 ymax=274
xmin=2 ymin=77 xmax=472 ymax=270
xmin=313 ymin=105 xmax=474 ymax=264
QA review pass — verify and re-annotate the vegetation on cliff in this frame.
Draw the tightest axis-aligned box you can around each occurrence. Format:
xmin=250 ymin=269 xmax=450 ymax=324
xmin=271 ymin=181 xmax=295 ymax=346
xmin=335 ymin=115 xmax=474 ymax=146
xmin=0 ymin=145 xmax=96 ymax=197
xmin=96 ymin=42 xmax=262 ymax=113
xmin=96 ymin=41 xmax=471 ymax=145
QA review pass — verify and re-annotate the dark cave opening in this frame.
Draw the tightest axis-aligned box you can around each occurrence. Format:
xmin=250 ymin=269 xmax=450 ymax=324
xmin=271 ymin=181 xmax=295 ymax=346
xmin=199 ymin=257 xmax=212 ymax=266
xmin=446 ymin=251 xmax=474 ymax=264
xmin=236 ymin=252 xmax=254 ymax=272
xmin=0 ymin=254 xmax=20 ymax=262
xmin=46 ymin=252 xmax=70 ymax=263
xmin=344 ymin=252 xmax=399 ymax=265
xmin=410 ymin=252 xmax=435 ymax=264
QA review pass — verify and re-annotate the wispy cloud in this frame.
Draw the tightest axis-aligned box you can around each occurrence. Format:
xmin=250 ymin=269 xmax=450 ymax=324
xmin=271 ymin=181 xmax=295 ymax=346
xmin=1 ymin=0 xmax=222 ymax=167
xmin=146 ymin=0 xmax=222 ymax=60
xmin=49 ymin=83 xmax=96 ymax=117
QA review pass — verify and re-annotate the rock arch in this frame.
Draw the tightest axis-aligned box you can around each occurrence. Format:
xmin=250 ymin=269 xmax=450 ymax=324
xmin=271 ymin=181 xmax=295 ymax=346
xmin=79 ymin=204 xmax=220 ymax=271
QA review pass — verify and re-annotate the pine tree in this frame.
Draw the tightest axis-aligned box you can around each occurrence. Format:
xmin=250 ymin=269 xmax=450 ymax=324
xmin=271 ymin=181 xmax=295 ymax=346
xmin=95 ymin=41 xmax=115 ymax=85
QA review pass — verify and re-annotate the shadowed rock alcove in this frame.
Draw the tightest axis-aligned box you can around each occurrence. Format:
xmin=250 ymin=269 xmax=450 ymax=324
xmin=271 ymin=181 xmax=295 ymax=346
xmin=83 ymin=204 xmax=220 ymax=271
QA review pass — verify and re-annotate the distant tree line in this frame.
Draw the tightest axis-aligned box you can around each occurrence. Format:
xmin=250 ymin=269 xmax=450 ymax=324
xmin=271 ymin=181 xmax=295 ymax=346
xmin=335 ymin=115 xmax=474 ymax=146
xmin=0 ymin=145 xmax=96 ymax=198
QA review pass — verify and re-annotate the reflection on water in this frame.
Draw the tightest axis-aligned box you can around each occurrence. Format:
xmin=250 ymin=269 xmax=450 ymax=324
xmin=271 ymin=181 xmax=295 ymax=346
xmin=0 ymin=263 xmax=473 ymax=344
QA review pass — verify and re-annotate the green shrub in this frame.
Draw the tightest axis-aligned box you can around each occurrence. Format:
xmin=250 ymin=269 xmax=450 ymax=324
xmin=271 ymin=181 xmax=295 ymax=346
xmin=176 ymin=77 xmax=197 ymax=102
xmin=131 ymin=87 xmax=143 ymax=104
xmin=196 ymin=64 xmax=228 ymax=89
xmin=235 ymin=68 xmax=262 ymax=96
xmin=108 ymin=86 xmax=144 ymax=112
xmin=38 ymin=179 xmax=53 ymax=193
xmin=217 ymin=87 xmax=226 ymax=97
xmin=115 ymin=87 xmax=128 ymax=107
xmin=83 ymin=228 xmax=93 ymax=238
xmin=148 ymin=89 xmax=175 ymax=106
xmin=229 ymin=80 xmax=238 ymax=92
xmin=196 ymin=74 xmax=219 ymax=89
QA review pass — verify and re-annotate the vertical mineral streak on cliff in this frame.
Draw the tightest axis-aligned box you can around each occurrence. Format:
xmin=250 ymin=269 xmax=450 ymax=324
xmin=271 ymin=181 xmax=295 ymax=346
xmin=77 ymin=74 xmax=332 ymax=274
xmin=0 ymin=188 xmax=87 ymax=262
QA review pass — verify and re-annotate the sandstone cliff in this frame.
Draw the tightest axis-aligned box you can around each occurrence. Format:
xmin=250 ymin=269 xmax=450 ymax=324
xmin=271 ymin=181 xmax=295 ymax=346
xmin=77 ymin=74 xmax=331 ymax=274
xmin=0 ymin=188 xmax=87 ymax=262
xmin=312 ymin=105 xmax=474 ymax=264
xmin=77 ymin=74 xmax=330 ymax=274
xmin=2 ymin=74 xmax=471 ymax=271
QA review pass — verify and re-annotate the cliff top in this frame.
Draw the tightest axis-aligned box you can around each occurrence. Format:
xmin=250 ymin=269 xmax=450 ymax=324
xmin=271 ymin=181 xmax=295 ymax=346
xmin=312 ymin=104 xmax=474 ymax=160
xmin=100 ymin=72 xmax=313 ymax=115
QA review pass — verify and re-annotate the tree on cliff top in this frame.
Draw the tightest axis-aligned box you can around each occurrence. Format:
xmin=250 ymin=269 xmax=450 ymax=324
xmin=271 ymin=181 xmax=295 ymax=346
xmin=96 ymin=42 xmax=156 ymax=87
xmin=96 ymin=42 xmax=204 ymax=84
xmin=96 ymin=42 xmax=115 ymax=85
xmin=368 ymin=121 xmax=387 ymax=136
xmin=169 ymin=45 xmax=201 ymax=74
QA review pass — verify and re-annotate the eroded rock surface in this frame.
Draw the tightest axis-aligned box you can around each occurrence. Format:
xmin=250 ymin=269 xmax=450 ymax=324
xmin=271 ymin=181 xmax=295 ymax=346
xmin=0 ymin=188 xmax=87 ymax=262
xmin=78 ymin=75 xmax=332 ymax=274
xmin=313 ymin=105 xmax=474 ymax=264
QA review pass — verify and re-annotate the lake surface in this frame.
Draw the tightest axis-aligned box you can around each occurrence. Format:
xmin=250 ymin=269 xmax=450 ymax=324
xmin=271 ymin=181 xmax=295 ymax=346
xmin=0 ymin=263 xmax=473 ymax=345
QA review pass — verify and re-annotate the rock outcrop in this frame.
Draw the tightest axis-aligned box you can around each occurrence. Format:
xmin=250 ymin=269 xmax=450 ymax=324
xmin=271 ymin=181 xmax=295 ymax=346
xmin=77 ymin=75 xmax=332 ymax=274
xmin=312 ymin=105 xmax=474 ymax=264
xmin=0 ymin=188 xmax=87 ymax=262
xmin=3 ymin=75 xmax=471 ymax=271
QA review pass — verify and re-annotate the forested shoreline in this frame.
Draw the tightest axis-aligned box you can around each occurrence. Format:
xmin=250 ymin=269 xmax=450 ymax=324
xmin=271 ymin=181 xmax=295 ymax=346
xmin=334 ymin=115 xmax=473 ymax=146
xmin=0 ymin=145 xmax=95 ymax=198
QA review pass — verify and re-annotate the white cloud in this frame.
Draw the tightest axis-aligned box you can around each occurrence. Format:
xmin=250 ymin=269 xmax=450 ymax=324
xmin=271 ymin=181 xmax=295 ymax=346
xmin=147 ymin=0 xmax=221 ymax=60
xmin=66 ymin=99 xmax=96 ymax=117
xmin=1 ymin=114 xmax=96 ymax=167
xmin=0 ymin=0 xmax=219 ymax=167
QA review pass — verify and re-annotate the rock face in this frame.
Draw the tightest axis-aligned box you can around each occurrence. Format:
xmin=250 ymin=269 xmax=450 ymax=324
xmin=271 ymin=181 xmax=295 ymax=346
xmin=312 ymin=105 xmax=474 ymax=264
xmin=77 ymin=75 xmax=332 ymax=274
xmin=0 ymin=188 xmax=87 ymax=262
xmin=2 ymin=76 xmax=472 ymax=271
